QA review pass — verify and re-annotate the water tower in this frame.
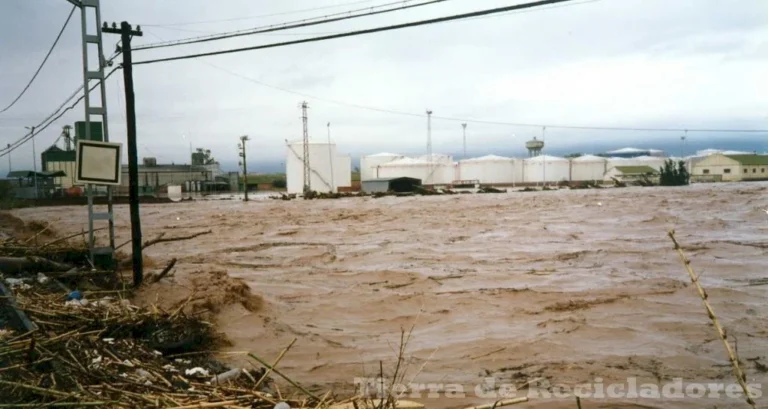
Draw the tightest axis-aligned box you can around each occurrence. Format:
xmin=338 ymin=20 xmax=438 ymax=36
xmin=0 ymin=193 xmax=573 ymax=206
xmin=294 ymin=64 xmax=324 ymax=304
xmin=526 ymin=137 xmax=544 ymax=157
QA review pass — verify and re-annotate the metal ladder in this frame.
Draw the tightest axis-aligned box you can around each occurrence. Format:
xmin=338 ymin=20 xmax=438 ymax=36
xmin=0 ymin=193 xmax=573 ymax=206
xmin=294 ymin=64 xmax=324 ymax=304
xmin=79 ymin=0 xmax=115 ymax=266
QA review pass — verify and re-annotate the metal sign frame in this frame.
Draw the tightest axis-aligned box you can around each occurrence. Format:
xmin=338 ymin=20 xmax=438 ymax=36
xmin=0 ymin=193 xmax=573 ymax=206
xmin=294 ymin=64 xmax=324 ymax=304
xmin=75 ymin=140 xmax=122 ymax=186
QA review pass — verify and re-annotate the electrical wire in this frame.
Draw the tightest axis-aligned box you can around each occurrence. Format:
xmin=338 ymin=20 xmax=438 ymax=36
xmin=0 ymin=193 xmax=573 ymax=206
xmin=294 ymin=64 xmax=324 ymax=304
xmin=0 ymin=5 xmax=77 ymax=114
xmin=0 ymin=51 xmax=122 ymax=155
xmin=133 ymin=0 xmax=575 ymax=64
xmin=134 ymin=0 xmax=447 ymax=51
xmin=142 ymin=0 xmax=377 ymax=27
xmin=198 ymin=60 xmax=768 ymax=134
xmin=0 ymin=67 xmax=122 ymax=158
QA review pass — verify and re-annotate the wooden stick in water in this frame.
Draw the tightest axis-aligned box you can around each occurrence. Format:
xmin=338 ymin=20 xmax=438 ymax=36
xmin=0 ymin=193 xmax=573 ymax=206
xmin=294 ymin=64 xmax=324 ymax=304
xmin=254 ymin=338 xmax=297 ymax=390
xmin=668 ymin=230 xmax=757 ymax=408
xmin=248 ymin=350 xmax=320 ymax=401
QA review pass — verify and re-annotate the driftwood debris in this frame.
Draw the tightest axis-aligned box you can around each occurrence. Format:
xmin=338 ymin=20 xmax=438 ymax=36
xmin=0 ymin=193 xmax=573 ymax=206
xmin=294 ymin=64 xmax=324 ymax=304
xmin=0 ymin=256 xmax=72 ymax=274
xmin=143 ymin=230 xmax=212 ymax=250
xmin=151 ymin=258 xmax=177 ymax=283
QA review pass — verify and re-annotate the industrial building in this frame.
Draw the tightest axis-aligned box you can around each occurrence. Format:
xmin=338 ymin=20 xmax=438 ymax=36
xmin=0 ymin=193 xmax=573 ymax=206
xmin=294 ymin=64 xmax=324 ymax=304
xmin=285 ymin=140 xmax=352 ymax=194
xmin=115 ymin=158 xmax=224 ymax=195
xmin=690 ymin=154 xmax=768 ymax=182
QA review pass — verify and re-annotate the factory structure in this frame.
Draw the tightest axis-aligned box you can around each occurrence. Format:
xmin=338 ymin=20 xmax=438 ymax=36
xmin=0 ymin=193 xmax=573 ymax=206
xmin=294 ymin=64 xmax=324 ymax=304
xmin=349 ymin=137 xmax=768 ymax=187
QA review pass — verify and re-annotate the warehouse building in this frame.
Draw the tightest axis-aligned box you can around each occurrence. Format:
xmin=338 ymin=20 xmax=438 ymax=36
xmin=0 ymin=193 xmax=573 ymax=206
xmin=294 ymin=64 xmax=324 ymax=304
xmin=691 ymin=154 xmax=768 ymax=182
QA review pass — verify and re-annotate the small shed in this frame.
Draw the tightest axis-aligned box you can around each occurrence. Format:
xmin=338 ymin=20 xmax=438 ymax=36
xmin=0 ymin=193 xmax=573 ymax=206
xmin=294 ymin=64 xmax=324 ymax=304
xmin=5 ymin=170 xmax=67 ymax=198
xmin=604 ymin=165 xmax=659 ymax=183
xmin=362 ymin=177 xmax=421 ymax=193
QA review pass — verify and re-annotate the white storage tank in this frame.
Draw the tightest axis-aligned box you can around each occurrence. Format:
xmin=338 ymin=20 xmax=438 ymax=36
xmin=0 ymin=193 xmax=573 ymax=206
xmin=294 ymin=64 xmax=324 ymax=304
xmin=570 ymin=155 xmax=608 ymax=182
xmin=334 ymin=155 xmax=352 ymax=189
xmin=457 ymin=155 xmax=520 ymax=184
xmin=360 ymin=152 xmax=404 ymax=181
xmin=523 ymin=155 xmax=570 ymax=184
xmin=417 ymin=153 xmax=454 ymax=165
xmin=377 ymin=157 xmax=453 ymax=185
xmin=286 ymin=140 xmax=351 ymax=194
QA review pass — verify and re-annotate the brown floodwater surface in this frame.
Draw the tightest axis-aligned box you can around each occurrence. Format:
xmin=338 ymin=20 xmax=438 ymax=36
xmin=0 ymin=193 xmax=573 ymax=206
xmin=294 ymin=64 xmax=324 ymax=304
xmin=13 ymin=183 xmax=768 ymax=409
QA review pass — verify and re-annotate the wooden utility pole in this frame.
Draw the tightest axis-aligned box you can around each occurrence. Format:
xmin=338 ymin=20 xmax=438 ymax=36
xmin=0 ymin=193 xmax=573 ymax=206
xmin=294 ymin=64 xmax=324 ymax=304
xmin=103 ymin=21 xmax=144 ymax=287
xmin=239 ymin=135 xmax=250 ymax=202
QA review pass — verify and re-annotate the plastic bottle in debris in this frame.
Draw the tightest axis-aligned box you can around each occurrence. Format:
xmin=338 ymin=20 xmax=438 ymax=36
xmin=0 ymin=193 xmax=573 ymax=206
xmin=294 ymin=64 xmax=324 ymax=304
xmin=210 ymin=367 xmax=241 ymax=384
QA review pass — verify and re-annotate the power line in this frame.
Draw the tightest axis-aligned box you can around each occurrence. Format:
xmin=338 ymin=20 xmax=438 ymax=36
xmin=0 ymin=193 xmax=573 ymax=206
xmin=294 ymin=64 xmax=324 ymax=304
xmin=198 ymin=61 xmax=768 ymax=134
xmin=134 ymin=0 xmax=447 ymax=51
xmin=0 ymin=5 xmax=77 ymax=114
xmin=0 ymin=67 xmax=122 ymax=159
xmin=0 ymin=51 xmax=122 ymax=155
xmin=132 ymin=0 xmax=576 ymax=64
xmin=142 ymin=0 xmax=377 ymax=27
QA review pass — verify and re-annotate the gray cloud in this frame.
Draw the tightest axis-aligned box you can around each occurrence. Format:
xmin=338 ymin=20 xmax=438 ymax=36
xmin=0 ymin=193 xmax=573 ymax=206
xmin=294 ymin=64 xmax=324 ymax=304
xmin=1 ymin=0 xmax=767 ymax=172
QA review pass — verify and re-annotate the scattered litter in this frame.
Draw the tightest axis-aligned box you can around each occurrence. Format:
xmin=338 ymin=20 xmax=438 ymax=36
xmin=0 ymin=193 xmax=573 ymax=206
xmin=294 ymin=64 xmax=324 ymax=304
xmin=211 ymin=367 xmax=241 ymax=384
xmin=175 ymin=358 xmax=192 ymax=364
xmin=5 ymin=278 xmax=31 ymax=290
xmin=65 ymin=299 xmax=89 ymax=308
xmin=275 ymin=402 xmax=291 ymax=409
xmin=122 ymin=360 xmax=135 ymax=368
xmin=36 ymin=273 xmax=49 ymax=284
xmin=185 ymin=367 xmax=210 ymax=377
xmin=67 ymin=290 xmax=83 ymax=300
xmin=103 ymin=338 xmax=115 ymax=344
xmin=136 ymin=369 xmax=152 ymax=379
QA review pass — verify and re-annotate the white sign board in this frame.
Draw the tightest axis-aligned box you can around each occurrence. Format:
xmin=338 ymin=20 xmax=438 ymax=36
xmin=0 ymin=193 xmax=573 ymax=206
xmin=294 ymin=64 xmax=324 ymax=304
xmin=75 ymin=140 xmax=122 ymax=186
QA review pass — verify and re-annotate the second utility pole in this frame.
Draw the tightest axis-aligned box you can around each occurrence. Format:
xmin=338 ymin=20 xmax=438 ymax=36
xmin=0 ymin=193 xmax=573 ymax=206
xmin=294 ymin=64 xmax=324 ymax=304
xmin=239 ymin=135 xmax=250 ymax=202
xmin=103 ymin=21 xmax=144 ymax=287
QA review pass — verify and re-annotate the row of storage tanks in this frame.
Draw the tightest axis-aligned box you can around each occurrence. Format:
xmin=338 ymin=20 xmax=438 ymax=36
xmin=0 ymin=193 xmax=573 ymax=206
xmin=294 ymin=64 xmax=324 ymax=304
xmin=362 ymin=153 xmax=677 ymax=185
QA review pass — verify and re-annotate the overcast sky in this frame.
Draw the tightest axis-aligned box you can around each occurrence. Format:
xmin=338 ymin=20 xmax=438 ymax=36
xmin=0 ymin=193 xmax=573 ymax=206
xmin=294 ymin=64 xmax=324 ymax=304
xmin=1 ymin=0 xmax=767 ymax=172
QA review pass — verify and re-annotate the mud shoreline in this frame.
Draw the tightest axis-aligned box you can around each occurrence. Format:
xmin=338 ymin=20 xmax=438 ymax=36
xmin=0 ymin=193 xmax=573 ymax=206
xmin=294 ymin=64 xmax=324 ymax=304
xmin=10 ymin=182 xmax=768 ymax=408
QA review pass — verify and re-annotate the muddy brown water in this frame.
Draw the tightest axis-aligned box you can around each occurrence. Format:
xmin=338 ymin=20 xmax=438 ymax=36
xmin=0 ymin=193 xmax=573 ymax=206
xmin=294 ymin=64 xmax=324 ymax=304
xmin=11 ymin=183 xmax=768 ymax=409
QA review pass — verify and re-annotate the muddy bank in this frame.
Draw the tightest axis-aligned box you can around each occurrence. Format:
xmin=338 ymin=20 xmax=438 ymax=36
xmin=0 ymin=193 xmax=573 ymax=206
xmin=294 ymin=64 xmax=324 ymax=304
xmin=10 ymin=182 xmax=768 ymax=408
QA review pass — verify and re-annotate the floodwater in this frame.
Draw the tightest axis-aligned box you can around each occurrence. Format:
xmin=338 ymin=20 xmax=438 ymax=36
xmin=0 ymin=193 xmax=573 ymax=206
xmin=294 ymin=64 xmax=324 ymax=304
xmin=12 ymin=183 xmax=768 ymax=409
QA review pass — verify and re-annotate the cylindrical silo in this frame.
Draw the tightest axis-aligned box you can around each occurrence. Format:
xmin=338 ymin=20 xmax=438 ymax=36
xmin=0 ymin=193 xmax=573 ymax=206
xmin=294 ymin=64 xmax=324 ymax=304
xmin=360 ymin=153 xmax=404 ymax=181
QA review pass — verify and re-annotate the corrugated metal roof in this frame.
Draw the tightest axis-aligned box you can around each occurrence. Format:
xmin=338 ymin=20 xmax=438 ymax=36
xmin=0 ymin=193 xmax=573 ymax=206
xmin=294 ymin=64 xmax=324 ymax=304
xmin=614 ymin=166 xmax=659 ymax=174
xmin=6 ymin=170 xmax=67 ymax=178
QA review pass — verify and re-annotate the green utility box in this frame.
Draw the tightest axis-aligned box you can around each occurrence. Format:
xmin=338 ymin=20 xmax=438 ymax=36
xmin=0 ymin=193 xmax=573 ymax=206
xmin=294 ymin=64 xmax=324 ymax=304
xmin=74 ymin=121 xmax=104 ymax=142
